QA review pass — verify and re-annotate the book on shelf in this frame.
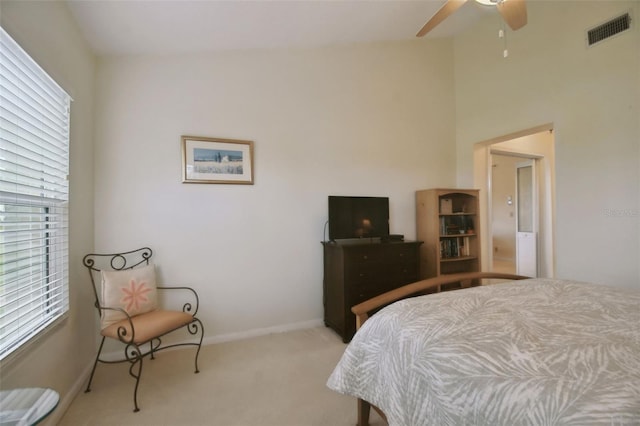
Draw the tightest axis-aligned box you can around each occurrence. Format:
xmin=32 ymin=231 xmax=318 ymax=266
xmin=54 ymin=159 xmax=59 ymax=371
xmin=439 ymin=237 xmax=471 ymax=258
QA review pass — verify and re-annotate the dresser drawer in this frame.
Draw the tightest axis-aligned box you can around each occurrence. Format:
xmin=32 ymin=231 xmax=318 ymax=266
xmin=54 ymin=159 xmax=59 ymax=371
xmin=383 ymin=244 xmax=419 ymax=263
xmin=345 ymin=262 xmax=385 ymax=284
xmin=349 ymin=282 xmax=382 ymax=304
xmin=343 ymin=245 xmax=384 ymax=264
xmin=390 ymin=261 xmax=419 ymax=281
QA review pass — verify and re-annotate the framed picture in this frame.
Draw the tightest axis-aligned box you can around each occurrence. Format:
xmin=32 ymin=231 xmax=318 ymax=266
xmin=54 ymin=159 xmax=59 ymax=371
xmin=181 ymin=136 xmax=254 ymax=184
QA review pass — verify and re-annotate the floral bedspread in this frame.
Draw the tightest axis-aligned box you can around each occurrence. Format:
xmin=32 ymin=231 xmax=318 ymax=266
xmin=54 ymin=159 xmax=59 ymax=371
xmin=327 ymin=278 xmax=640 ymax=425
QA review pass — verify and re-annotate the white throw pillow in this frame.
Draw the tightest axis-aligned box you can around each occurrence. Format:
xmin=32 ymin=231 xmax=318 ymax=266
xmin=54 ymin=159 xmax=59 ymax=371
xmin=100 ymin=263 xmax=158 ymax=329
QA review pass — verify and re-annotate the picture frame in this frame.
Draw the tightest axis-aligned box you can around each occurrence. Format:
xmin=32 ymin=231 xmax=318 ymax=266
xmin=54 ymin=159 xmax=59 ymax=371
xmin=181 ymin=135 xmax=254 ymax=184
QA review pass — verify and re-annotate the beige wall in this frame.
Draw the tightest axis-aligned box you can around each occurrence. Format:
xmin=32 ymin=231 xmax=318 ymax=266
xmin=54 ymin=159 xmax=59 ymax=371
xmin=93 ymin=40 xmax=457 ymax=344
xmin=491 ymin=154 xmax=520 ymax=262
xmin=0 ymin=0 xmax=96 ymax=422
xmin=456 ymin=1 xmax=639 ymax=288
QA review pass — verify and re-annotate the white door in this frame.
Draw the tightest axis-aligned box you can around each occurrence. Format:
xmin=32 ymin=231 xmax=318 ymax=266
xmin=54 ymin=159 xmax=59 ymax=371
xmin=516 ymin=160 xmax=537 ymax=277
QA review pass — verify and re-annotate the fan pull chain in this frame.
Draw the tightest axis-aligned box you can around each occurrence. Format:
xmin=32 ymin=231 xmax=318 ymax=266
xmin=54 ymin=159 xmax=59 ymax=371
xmin=499 ymin=22 xmax=508 ymax=58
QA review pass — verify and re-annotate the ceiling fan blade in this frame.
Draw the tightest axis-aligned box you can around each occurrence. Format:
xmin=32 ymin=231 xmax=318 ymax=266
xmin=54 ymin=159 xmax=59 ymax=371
xmin=497 ymin=0 xmax=527 ymax=31
xmin=416 ymin=0 xmax=468 ymax=37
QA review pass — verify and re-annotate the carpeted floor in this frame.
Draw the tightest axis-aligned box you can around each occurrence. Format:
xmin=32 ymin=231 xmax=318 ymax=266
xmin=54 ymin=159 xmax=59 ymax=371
xmin=58 ymin=327 xmax=385 ymax=426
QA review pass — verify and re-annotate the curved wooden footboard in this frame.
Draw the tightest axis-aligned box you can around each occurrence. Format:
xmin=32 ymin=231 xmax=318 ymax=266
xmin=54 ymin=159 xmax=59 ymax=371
xmin=350 ymin=271 xmax=529 ymax=426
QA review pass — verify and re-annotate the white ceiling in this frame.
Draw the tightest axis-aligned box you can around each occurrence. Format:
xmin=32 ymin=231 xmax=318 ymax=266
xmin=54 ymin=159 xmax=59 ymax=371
xmin=65 ymin=0 xmax=495 ymax=56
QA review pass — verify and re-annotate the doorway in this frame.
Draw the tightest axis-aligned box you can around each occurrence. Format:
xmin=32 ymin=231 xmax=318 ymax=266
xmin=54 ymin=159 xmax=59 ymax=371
xmin=473 ymin=125 xmax=556 ymax=278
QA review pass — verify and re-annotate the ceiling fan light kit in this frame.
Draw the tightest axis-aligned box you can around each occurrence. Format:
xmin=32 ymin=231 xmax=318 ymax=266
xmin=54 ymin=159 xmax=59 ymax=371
xmin=416 ymin=0 xmax=527 ymax=37
xmin=475 ymin=0 xmax=500 ymax=6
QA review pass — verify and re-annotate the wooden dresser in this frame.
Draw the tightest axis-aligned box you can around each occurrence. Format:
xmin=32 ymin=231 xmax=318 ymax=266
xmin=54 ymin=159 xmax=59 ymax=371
xmin=322 ymin=240 xmax=422 ymax=342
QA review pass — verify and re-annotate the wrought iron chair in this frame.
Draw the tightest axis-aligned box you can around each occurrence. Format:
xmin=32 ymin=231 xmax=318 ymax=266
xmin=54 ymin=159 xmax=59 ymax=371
xmin=83 ymin=247 xmax=204 ymax=412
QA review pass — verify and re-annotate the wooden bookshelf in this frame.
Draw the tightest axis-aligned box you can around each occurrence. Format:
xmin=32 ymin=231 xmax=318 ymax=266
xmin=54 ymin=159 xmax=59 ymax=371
xmin=416 ymin=189 xmax=481 ymax=288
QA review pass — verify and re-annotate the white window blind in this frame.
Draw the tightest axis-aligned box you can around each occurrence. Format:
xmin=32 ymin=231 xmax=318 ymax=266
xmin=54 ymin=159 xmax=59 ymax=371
xmin=0 ymin=27 xmax=70 ymax=360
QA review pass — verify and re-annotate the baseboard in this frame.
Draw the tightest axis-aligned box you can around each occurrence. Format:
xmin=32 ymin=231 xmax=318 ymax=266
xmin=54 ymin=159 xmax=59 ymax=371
xmin=51 ymin=318 xmax=324 ymax=422
xmin=99 ymin=318 xmax=324 ymax=359
xmin=42 ymin=361 xmax=95 ymax=426
xmin=493 ymin=257 xmax=515 ymax=263
xmin=202 ymin=318 xmax=324 ymax=346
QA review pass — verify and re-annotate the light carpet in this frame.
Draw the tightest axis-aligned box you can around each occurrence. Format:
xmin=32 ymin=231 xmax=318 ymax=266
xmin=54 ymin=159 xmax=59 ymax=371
xmin=58 ymin=326 xmax=384 ymax=426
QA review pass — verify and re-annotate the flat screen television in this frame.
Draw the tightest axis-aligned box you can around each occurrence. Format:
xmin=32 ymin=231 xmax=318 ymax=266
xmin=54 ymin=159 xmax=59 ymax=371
xmin=328 ymin=196 xmax=390 ymax=241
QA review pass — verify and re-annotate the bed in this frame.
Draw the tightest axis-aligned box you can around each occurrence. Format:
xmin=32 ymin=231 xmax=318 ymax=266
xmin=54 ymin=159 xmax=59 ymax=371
xmin=327 ymin=272 xmax=640 ymax=426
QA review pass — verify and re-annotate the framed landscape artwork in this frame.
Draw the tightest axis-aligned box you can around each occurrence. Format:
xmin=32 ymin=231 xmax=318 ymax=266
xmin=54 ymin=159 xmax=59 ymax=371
xmin=181 ymin=136 xmax=254 ymax=184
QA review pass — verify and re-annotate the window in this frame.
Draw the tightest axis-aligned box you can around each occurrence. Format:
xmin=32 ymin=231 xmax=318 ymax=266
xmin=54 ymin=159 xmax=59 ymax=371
xmin=0 ymin=27 xmax=71 ymax=360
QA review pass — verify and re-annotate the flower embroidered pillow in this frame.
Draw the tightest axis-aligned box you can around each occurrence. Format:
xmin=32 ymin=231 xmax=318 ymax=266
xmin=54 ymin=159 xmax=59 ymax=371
xmin=100 ymin=263 xmax=159 ymax=329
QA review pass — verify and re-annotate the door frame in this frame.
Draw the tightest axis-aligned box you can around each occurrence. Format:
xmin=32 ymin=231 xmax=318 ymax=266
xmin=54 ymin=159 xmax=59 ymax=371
xmin=472 ymin=123 xmax=556 ymax=278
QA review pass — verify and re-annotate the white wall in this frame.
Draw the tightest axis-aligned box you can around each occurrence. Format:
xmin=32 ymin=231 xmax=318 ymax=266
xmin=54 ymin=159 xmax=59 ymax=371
xmin=93 ymin=40 xmax=457 ymax=341
xmin=0 ymin=0 xmax=96 ymax=420
xmin=455 ymin=1 xmax=640 ymax=288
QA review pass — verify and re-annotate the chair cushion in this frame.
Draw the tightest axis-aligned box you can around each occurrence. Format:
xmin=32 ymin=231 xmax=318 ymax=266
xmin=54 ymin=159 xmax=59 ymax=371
xmin=101 ymin=310 xmax=195 ymax=344
xmin=100 ymin=263 xmax=158 ymax=329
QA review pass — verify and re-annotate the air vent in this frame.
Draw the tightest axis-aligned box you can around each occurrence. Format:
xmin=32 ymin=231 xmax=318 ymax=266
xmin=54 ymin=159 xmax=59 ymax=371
xmin=587 ymin=12 xmax=632 ymax=47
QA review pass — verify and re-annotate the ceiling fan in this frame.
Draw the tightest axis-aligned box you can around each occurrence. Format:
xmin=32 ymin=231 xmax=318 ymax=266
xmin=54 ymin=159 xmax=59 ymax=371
xmin=416 ymin=0 xmax=527 ymax=37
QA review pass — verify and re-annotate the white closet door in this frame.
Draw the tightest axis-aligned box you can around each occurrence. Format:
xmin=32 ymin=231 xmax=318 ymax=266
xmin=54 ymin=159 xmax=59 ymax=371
xmin=516 ymin=160 xmax=537 ymax=277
